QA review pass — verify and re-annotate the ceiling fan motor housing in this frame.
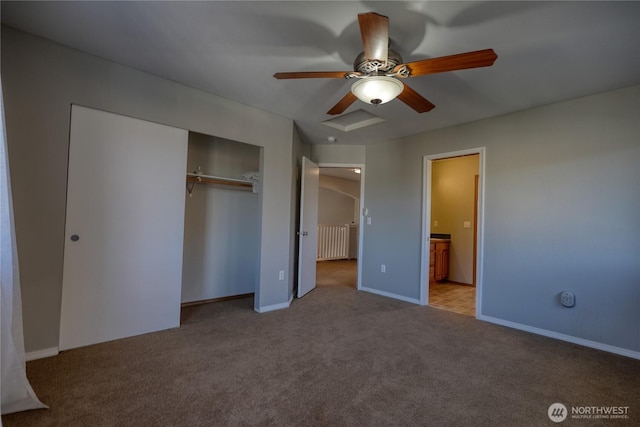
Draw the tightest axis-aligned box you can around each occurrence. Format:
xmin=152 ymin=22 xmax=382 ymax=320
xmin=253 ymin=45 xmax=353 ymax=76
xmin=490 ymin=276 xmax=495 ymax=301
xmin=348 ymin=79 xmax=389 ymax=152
xmin=354 ymin=48 xmax=403 ymax=74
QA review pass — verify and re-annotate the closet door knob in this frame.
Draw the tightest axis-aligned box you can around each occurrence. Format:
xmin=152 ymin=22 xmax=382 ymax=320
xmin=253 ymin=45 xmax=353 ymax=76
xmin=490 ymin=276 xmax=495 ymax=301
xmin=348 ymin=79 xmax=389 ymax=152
xmin=70 ymin=234 xmax=80 ymax=242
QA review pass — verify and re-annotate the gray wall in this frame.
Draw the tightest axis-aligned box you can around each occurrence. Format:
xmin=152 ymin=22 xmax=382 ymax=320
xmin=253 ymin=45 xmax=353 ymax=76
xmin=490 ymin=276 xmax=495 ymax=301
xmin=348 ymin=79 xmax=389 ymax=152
xmin=318 ymin=173 xmax=361 ymax=226
xmin=319 ymin=174 xmax=361 ymax=199
xmin=312 ymin=144 xmax=365 ymax=164
xmin=182 ymin=134 xmax=260 ymax=303
xmin=363 ymin=85 xmax=640 ymax=353
xmin=2 ymin=26 xmax=296 ymax=353
xmin=318 ymin=188 xmax=355 ymax=225
xmin=186 ymin=133 xmax=260 ymax=178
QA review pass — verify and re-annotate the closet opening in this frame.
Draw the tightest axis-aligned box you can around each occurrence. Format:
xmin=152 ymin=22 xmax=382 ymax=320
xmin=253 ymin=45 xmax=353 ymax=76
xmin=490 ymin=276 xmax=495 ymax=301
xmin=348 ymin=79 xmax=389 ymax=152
xmin=181 ymin=131 xmax=261 ymax=310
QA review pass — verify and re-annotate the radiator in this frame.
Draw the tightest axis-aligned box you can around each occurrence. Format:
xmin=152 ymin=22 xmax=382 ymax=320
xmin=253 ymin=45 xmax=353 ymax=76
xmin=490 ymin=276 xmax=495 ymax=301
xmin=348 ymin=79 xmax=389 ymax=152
xmin=317 ymin=224 xmax=350 ymax=261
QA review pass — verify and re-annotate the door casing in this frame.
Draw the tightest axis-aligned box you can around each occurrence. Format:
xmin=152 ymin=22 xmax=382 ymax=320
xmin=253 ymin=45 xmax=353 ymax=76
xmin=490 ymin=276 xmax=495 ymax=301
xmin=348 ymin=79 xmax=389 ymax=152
xmin=420 ymin=148 xmax=485 ymax=316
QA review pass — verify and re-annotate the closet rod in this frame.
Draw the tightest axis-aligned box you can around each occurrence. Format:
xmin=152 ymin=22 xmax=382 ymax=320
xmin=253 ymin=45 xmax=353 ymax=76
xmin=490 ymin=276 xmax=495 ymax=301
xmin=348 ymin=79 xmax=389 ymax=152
xmin=186 ymin=173 xmax=253 ymax=194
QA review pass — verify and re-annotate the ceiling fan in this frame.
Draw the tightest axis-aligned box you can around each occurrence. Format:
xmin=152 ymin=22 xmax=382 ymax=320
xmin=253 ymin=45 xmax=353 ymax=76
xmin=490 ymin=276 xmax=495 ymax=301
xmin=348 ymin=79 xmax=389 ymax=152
xmin=274 ymin=12 xmax=497 ymax=115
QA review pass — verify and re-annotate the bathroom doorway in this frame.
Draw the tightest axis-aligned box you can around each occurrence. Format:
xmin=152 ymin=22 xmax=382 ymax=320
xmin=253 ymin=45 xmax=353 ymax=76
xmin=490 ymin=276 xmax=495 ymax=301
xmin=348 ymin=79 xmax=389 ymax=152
xmin=421 ymin=149 xmax=484 ymax=317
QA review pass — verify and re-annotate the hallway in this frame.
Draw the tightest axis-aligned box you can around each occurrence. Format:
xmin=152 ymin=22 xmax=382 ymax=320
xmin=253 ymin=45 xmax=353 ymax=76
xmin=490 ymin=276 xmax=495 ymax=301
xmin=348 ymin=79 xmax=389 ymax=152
xmin=316 ymin=259 xmax=357 ymax=288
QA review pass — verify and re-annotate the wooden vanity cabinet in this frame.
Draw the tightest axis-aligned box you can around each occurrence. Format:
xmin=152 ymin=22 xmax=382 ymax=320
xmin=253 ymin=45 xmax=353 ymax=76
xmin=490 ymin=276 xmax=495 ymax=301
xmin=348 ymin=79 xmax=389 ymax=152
xmin=429 ymin=240 xmax=450 ymax=283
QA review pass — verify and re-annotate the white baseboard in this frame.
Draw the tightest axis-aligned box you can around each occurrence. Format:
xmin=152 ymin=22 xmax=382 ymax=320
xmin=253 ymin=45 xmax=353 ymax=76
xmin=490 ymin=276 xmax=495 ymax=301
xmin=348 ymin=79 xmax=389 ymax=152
xmin=254 ymin=293 xmax=293 ymax=313
xmin=360 ymin=286 xmax=421 ymax=305
xmin=26 ymin=347 xmax=59 ymax=361
xmin=479 ymin=315 xmax=640 ymax=360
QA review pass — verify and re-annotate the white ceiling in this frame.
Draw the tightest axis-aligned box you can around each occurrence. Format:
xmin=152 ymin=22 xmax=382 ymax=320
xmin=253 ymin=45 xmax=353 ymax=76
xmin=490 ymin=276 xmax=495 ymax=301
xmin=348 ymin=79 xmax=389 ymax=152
xmin=2 ymin=1 xmax=639 ymax=145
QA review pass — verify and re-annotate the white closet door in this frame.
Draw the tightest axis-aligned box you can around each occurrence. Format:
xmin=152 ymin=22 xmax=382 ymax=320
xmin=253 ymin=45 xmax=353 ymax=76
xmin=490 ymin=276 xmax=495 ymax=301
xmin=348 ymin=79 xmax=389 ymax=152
xmin=59 ymin=105 xmax=188 ymax=351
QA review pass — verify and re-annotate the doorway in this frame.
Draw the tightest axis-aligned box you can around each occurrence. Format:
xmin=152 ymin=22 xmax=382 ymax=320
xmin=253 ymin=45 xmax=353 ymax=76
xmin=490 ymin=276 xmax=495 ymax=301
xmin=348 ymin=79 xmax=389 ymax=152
xmin=421 ymin=148 xmax=484 ymax=317
xmin=181 ymin=132 xmax=260 ymax=305
xmin=316 ymin=164 xmax=364 ymax=290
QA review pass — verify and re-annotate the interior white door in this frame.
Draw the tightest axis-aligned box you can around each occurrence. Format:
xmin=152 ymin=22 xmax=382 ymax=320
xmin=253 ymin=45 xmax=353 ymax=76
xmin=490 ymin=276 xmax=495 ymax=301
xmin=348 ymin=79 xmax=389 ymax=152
xmin=297 ymin=157 xmax=319 ymax=298
xmin=59 ymin=105 xmax=188 ymax=351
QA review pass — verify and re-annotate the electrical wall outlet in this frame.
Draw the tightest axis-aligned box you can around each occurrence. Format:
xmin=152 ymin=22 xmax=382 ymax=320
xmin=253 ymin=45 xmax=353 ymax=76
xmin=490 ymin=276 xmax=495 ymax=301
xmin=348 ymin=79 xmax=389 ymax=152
xmin=560 ymin=291 xmax=575 ymax=307
xmin=381 ymin=264 xmax=386 ymax=273
xmin=279 ymin=270 xmax=285 ymax=281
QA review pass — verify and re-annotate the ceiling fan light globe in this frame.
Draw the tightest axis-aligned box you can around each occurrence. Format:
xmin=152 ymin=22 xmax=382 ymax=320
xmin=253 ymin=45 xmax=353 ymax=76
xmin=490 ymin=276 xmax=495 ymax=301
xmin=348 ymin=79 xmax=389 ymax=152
xmin=351 ymin=76 xmax=404 ymax=105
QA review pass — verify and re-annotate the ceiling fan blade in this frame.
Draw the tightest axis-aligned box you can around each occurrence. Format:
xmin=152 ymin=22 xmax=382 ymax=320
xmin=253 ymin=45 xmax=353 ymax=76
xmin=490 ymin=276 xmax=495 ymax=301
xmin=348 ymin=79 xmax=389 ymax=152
xmin=274 ymin=71 xmax=357 ymax=79
xmin=395 ymin=49 xmax=498 ymax=77
xmin=358 ymin=12 xmax=389 ymax=64
xmin=397 ymin=84 xmax=436 ymax=113
xmin=327 ymin=91 xmax=357 ymax=115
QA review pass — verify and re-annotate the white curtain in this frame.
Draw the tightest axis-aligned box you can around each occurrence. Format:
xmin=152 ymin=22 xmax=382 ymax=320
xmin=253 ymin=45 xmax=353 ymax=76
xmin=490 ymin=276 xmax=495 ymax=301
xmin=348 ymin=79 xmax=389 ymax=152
xmin=0 ymin=79 xmax=47 ymax=416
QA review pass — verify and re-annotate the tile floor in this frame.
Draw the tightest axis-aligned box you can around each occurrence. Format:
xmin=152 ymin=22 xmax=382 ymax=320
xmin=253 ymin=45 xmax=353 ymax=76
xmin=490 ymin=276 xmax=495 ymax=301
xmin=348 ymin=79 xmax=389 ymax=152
xmin=428 ymin=282 xmax=476 ymax=317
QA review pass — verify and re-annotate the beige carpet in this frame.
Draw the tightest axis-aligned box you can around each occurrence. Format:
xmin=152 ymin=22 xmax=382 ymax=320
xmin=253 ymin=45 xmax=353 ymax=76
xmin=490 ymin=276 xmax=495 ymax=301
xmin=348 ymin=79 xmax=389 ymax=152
xmin=316 ymin=259 xmax=357 ymax=288
xmin=3 ymin=286 xmax=639 ymax=426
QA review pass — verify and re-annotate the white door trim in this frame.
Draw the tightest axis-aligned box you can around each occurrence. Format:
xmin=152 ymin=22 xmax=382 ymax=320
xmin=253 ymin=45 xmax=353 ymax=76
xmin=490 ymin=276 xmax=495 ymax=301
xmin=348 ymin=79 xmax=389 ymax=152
xmin=420 ymin=148 xmax=485 ymax=318
xmin=318 ymin=162 xmax=365 ymax=290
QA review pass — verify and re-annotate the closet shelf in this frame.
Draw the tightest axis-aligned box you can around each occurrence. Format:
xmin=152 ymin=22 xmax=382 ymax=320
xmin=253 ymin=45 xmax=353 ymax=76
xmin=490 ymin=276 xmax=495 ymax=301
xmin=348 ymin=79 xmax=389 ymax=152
xmin=186 ymin=173 xmax=253 ymax=193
